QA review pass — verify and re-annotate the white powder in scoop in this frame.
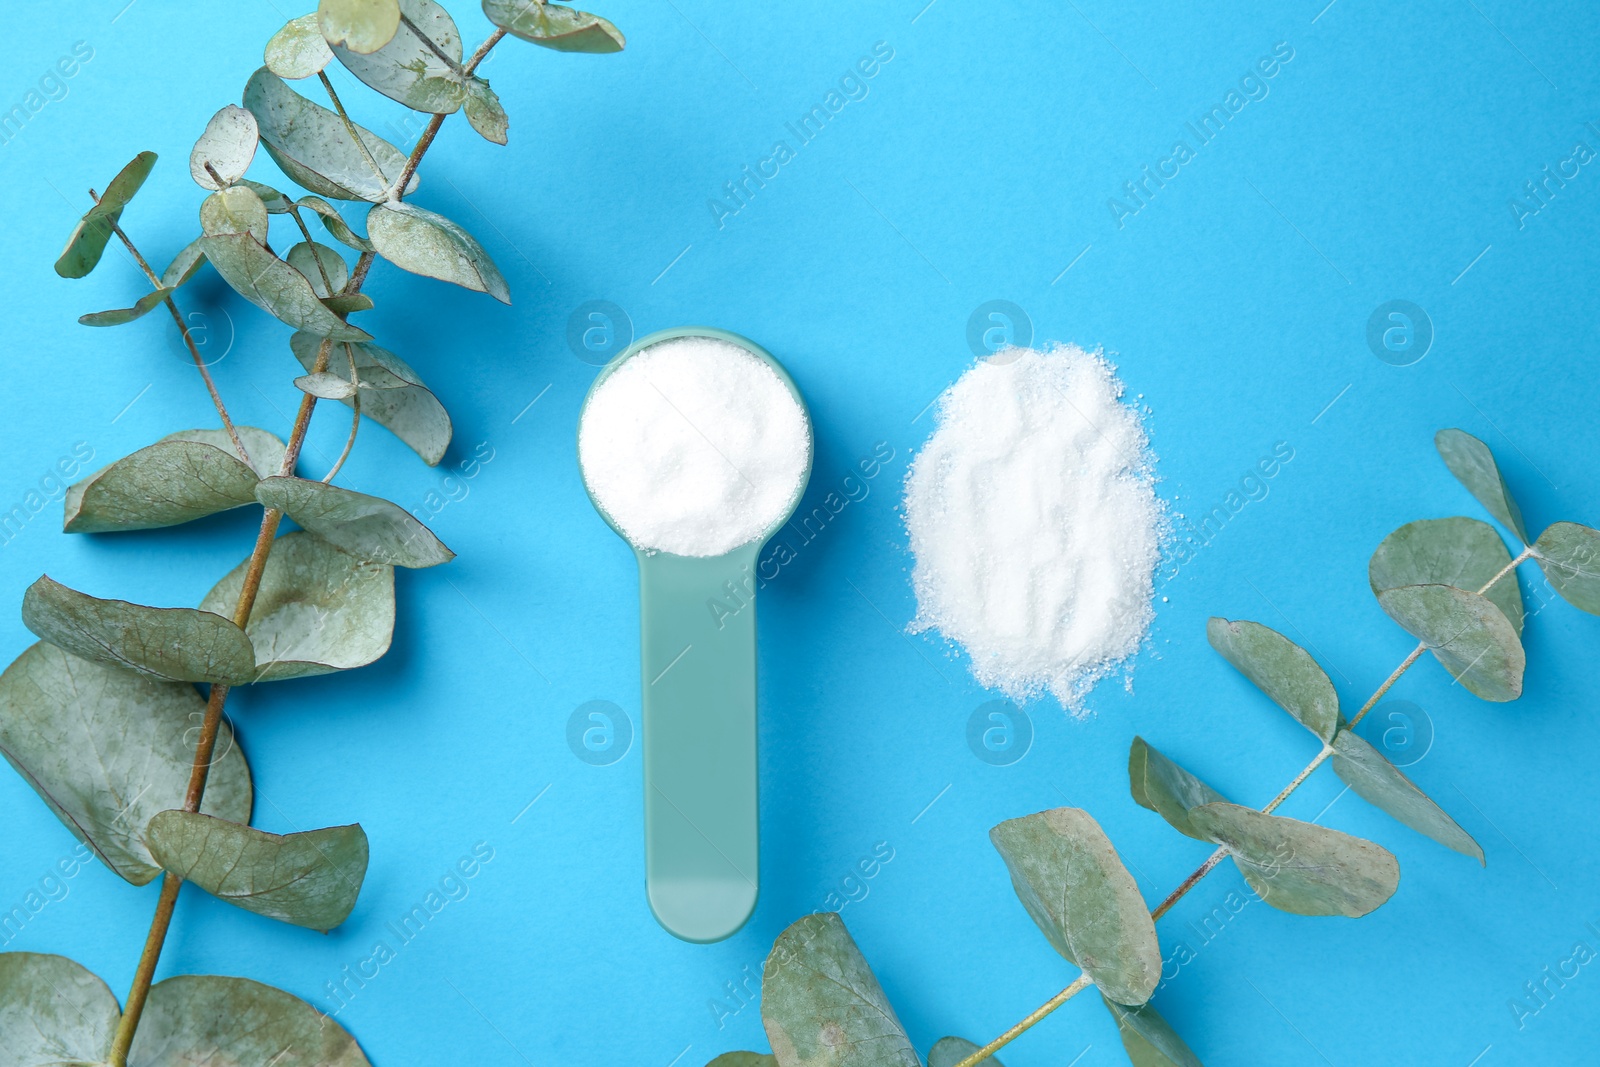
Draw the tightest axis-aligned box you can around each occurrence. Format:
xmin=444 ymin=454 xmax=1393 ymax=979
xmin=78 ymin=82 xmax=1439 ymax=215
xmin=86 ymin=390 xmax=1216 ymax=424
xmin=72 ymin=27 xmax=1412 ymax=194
xmin=903 ymin=345 xmax=1162 ymax=711
xmin=579 ymin=336 xmax=811 ymax=557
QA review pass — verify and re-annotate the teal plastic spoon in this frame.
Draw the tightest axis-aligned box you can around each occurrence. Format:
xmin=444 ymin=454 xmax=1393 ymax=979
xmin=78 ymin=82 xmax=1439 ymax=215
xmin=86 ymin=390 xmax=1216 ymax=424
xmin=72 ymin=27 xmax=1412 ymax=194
xmin=578 ymin=326 xmax=813 ymax=943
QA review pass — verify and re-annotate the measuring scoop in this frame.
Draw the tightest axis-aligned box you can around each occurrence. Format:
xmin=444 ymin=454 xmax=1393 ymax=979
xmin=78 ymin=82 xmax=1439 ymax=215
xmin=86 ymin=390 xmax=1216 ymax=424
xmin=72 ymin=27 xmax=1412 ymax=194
xmin=577 ymin=326 xmax=813 ymax=943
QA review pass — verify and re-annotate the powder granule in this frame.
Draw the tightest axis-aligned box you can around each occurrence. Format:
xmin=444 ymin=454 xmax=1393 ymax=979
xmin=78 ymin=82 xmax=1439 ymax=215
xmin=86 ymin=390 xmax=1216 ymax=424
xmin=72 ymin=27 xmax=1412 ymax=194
xmin=579 ymin=336 xmax=811 ymax=557
xmin=903 ymin=344 xmax=1163 ymax=711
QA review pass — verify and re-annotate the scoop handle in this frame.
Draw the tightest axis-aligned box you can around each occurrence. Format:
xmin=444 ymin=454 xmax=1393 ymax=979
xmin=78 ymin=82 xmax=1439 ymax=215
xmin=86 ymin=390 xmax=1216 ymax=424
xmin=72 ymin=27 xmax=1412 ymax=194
xmin=636 ymin=542 xmax=762 ymax=943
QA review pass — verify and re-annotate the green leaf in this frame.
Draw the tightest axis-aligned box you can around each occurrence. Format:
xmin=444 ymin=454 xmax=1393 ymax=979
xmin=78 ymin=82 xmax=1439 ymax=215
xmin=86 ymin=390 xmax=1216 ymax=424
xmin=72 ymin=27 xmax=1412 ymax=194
xmin=146 ymin=811 xmax=368 ymax=931
xmin=243 ymin=68 xmax=416 ymax=202
xmin=706 ymin=1055 xmax=778 ymax=1067
xmin=78 ymin=286 xmax=176 ymax=327
xmin=63 ymin=427 xmax=286 ymax=533
xmin=483 ymin=0 xmax=626 ymax=52
xmin=200 ymin=233 xmax=372 ymax=340
xmin=1206 ymin=617 xmax=1339 ymax=743
xmin=1102 ymin=997 xmax=1203 ymax=1067
xmin=21 ymin=575 xmax=256 ymax=686
xmin=1376 ymin=584 xmax=1524 ymax=701
xmin=1369 ymin=517 xmax=1522 ymax=635
xmin=760 ymin=912 xmax=920 ymax=1067
xmin=55 ymin=151 xmax=158 ymax=279
xmin=1330 ymin=728 xmax=1482 ymax=862
xmin=129 ymin=974 xmax=370 ymax=1066
xmin=242 ymin=178 xmax=294 ymax=212
xmin=199 ymin=531 xmax=395 ymax=681
xmin=464 ymin=78 xmax=508 ymax=144
xmin=1187 ymin=802 xmax=1399 ymax=918
xmin=929 ymin=1037 xmax=1004 ymax=1067
xmin=1128 ymin=736 xmax=1228 ymax=841
xmin=199 ymin=185 xmax=271 ymax=245
xmin=1435 ymin=428 xmax=1528 ymax=542
xmin=319 ymin=0 xmax=402 ymax=54
xmin=367 ymin=201 xmax=510 ymax=303
xmin=266 ymin=13 xmax=334 ymax=79
xmin=162 ymin=238 xmax=208 ymax=288
xmin=190 ymin=105 xmax=259 ymax=190
xmin=0 ymin=642 xmax=252 ymax=885
xmin=286 ymin=240 xmax=349 ymax=298
xmin=256 ymin=476 xmax=454 ymax=567
xmin=1533 ymin=521 xmax=1600 ymax=616
xmin=297 ymin=195 xmax=376 ymax=252
xmin=334 ymin=0 xmax=469 ymax=114
xmin=323 ymin=292 xmax=375 ymax=314
xmin=291 ymin=332 xmax=453 ymax=465
xmin=0 ymin=952 xmax=121 ymax=1066
xmin=295 ymin=371 xmax=358 ymax=399
xmin=989 ymin=808 xmax=1160 ymax=1005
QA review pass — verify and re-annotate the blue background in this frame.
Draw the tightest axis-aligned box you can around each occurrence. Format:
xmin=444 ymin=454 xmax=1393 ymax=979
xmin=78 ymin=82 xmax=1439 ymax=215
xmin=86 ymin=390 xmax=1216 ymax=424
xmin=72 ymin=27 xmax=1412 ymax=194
xmin=2 ymin=2 xmax=1598 ymax=1065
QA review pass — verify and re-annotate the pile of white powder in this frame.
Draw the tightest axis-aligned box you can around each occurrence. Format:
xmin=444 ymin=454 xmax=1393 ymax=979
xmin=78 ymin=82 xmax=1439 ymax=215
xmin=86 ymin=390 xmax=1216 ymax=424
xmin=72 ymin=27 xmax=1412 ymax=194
xmin=903 ymin=344 xmax=1162 ymax=710
xmin=579 ymin=336 xmax=811 ymax=557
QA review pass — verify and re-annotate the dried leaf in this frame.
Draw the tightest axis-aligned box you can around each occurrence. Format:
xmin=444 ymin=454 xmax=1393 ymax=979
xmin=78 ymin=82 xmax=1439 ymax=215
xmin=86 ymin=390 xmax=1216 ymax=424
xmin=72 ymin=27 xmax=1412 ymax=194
xmin=55 ymin=151 xmax=157 ymax=279
xmin=1206 ymin=618 xmax=1339 ymax=743
xmin=1369 ymin=517 xmax=1522 ymax=634
xmin=200 ymin=233 xmax=371 ymax=340
xmin=200 ymin=185 xmax=271 ymax=244
xmin=1435 ymin=428 xmax=1528 ymax=542
xmin=323 ymin=292 xmax=375 ymax=314
xmin=1102 ymin=997 xmax=1203 ymax=1067
xmin=242 ymin=178 xmax=294 ymax=212
xmin=146 ymin=812 xmax=368 ymax=931
xmin=78 ymin=286 xmax=175 ymax=327
xmin=928 ymin=1037 xmax=1004 ymax=1067
xmin=989 ymin=808 xmax=1161 ymax=1005
xmin=243 ymin=68 xmax=416 ymax=202
xmin=334 ymin=0 xmax=468 ymax=113
xmin=266 ymin=14 xmax=334 ymax=79
xmin=199 ymin=531 xmax=395 ymax=681
xmin=1376 ymin=584 xmax=1524 ymax=701
xmin=162 ymin=238 xmax=209 ymax=288
xmin=367 ymin=201 xmax=510 ymax=302
xmin=705 ymin=1055 xmax=777 ymax=1067
xmin=297 ymin=194 xmax=376 ymax=252
xmin=286 ymin=240 xmax=349 ymax=297
xmin=1330 ymin=728 xmax=1483 ymax=862
xmin=483 ymin=0 xmax=626 ymax=52
xmin=1128 ymin=736 xmax=1228 ymax=841
xmin=190 ymin=105 xmax=259 ymax=190
xmin=0 ymin=952 xmax=121 ymax=1066
xmin=256 ymin=476 xmax=454 ymax=567
xmin=290 ymin=332 xmax=452 ymax=465
xmin=295 ymin=371 xmax=358 ymax=399
xmin=0 ymin=642 xmax=251 ymax=884
xmin=129 ymin=974 xmax=370 ymax=1066
xmin=760 ymin=912 xmax=920 ymax=1067
xmin=21 ymin=575 xmax=256 ymax=686
xmin=464 ymin=78 xmax=508 ymax=144
xmin=318 ymin=0 xmax=402 ymax=54
xmin=1533 ymin=521 xmax=1600 ymax=615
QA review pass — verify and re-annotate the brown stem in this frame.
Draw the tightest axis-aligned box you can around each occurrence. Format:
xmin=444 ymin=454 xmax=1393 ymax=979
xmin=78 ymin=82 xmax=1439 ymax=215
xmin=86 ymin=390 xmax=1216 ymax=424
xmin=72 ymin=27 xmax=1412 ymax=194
xmin=951 ymin=545 xmax=1538 ymax=1067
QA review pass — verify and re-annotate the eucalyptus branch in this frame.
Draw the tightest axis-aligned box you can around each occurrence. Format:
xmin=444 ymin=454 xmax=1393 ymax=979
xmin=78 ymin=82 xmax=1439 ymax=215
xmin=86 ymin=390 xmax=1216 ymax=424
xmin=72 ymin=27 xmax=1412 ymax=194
xmin=949 ymin=544 xmax=1541 ymax=1067
xmin=389 ymin=29 xmax=506 ymax=198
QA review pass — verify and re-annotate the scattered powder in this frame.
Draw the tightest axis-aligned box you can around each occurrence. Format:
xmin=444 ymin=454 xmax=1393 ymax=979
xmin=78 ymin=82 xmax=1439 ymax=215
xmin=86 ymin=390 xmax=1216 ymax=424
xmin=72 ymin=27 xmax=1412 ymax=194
xmin=903 ymin=344 xmax=1163 ymax=711
xmin=579 ymin=336 xmax=811 ymax=557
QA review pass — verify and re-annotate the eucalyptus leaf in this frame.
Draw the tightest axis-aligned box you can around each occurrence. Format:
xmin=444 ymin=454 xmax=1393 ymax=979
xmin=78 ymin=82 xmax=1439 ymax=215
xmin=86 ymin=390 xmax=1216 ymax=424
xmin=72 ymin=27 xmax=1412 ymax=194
xmin=318 ymin=0 xmax=402 ymax=54
xmin=1206 ymin=617 xmax=1339 ymax=743
xmin=147 ymin=811 xmax=368 ymax=931
xmin=199 ymin=531 xmax=395 ymax=681
xmin=1376 ymin=584 xmax=1524 ymax=701
xmin=760 ymin=912 xmax=920 ymax=1067
xmin=929 ymin=1037 xmax=1004 ymax=1067
xmin=298 ymin=195 xmax=377 ymax=252
xmin=334 ymin=0 xmax=468 ymax=114
xmin=291 ymin=332 xmax=452 ymax=465
xmin=0 ymin=952 xmax=121 ymax=1067
xmin=1187 ymin=802 xmax=1399 ymax=918
xmin=129 ymin=974 xmax=370 ymax=1066
xmin=483 ymin=0 xmax=626 ymax=52
xmin=989 ymin=807 xmax=1160 ymax=1006
xmin=200 ymin=185 xmax=271 ymax=244
xmin=1534 ymin=521 xmax=1600 ymax=615
xmin=1369 ymin=517 xmax=1522 ymax=635
xmin=200 ymin=233 xmax=372 ymax=340
xmin=190 ymin=105 xmax=259 ymax=190
xmin=162 ymin=238 xmax=208 ymax=288
xmin=324 ymin=292 xmax=375 ymax=314
xmin=367 ymin=201 xmax=510 ymax=303
xmin=0 ymin=642 xmax=252 ymax=885
xmin=78 ymin=286 xmax=175 ymax=327
xmin=242 ymin=178 xmax=294 ymax=212
xmin=266 ymin=14 xmax=334 ymax=79
xmin=706 ymin=1055 xmax=778 ymax=1067
xmin=55 ymin=151 xmax=157 ymax=279
xmin=295 ymin=371 xmax=358 ymax=399
xmin=1330 ymin=728 xmax=1483 ymax=862
xmin=256 ymin=476 xmax=454 ymax=567
xmin=21 ymin=575 xmax=256 ymax=686
xmin=1128 ymin=736 xmax=1228 ymax=841
xmin=286 ymin=240 xmax=349 ymax=297
xmin=464 ymin=78 xmax=509 ymax=144
xmin=1102 ymin=997 xmax=1203 ymax=1067
xmin=63 ymin=427 xmax=286 ymax=533
xmin=244 ymin=68 xmax=417 ymax=202
xmin=1435 ymin=428 xmax=1528 ymax=542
